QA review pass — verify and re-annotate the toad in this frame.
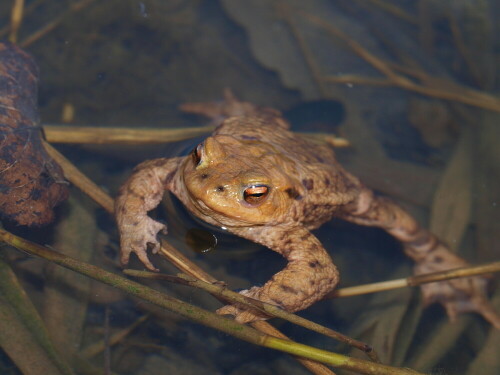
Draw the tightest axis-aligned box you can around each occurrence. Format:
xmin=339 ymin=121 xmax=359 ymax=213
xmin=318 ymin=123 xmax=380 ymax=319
xmin=115 ymin=91 xmax=499 ymax=326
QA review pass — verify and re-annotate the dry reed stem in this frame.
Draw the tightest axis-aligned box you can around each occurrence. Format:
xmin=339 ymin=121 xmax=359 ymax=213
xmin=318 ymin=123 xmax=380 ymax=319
xmin=300 ymin=11 xmax=500 ymax=113
xmin=328 ymin=262 xmax=500 ymax=298
xmin=42 ymin=124 xmax=349 ymax=148
xmin=43 ymin=124 xmax=216 ymax=144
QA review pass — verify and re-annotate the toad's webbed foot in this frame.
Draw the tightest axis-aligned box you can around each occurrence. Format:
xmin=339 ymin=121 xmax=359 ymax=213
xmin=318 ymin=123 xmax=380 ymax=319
xmin=415 ymin=246 xmax=500 ymax=328
xmin=115 ymin=157 xmax=182 ymax=271
xmin=342 ymin=189 xmax=500 ymax=327
xmin=119 ymin=216 xmax=167 ymax=272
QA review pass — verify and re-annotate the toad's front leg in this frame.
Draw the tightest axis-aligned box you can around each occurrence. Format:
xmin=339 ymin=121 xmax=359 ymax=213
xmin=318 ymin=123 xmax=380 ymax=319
xmin=341 ymin=187 xmax=500 ymax=328
xmin=217 ymin=226 xmax=339 ymax=323
xmin=115 ymin=157 xmax=183 ymax=271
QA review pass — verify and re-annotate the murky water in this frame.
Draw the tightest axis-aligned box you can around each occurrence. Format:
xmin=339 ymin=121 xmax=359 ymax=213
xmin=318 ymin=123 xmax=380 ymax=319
xmin=0 ymin=1 xmax=498 ymax=374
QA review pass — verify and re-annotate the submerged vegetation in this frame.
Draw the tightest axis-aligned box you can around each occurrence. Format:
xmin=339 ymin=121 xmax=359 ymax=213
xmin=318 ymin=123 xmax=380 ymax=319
xmin=0 ymin=1 xmax=499 ymax=374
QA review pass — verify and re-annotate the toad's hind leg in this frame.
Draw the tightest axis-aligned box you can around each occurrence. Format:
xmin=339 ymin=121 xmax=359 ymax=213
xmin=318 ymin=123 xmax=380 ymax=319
xmin=217 ymin=226 xmax=339 ymax=323
xmin=340 ymin=187 xmax=500 ymax=328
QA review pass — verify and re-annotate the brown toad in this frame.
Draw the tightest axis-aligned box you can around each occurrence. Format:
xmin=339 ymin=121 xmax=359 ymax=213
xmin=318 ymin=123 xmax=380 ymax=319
xmin=115 ymin=92 xmax=499 ymax=326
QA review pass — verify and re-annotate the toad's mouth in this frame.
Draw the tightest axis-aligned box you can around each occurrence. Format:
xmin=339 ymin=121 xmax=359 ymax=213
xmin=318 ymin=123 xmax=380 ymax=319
xmin=185 ymin=193 xmax=266 ymax=228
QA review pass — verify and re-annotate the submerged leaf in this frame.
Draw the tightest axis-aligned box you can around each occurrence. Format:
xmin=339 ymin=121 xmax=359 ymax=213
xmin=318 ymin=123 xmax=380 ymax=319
xmin=430 ymin=127 xmax=473 ymax=250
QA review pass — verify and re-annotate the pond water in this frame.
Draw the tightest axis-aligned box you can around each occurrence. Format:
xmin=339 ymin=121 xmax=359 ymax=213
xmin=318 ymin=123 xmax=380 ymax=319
xmin=0 ymin=1 xmax=499 ymax=375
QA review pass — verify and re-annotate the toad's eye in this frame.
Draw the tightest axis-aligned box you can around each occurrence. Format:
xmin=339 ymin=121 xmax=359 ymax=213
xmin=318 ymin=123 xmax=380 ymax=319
xmin=243 ymin=185 xmax=269 ymax=205
xmin=192 ymin=143 xmax=203 ymax=165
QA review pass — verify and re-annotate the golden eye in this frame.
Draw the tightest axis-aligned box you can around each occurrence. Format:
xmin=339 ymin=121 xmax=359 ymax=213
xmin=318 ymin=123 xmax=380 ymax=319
xmin=243 ymin=185 xmax=269 ymax=205
xmin=192 ymin=143 xmax=203 ymax=165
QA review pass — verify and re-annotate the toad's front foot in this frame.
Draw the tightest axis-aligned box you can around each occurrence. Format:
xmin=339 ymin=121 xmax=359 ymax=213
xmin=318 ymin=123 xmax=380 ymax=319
xmin=119 ymin=216 xmax=167 ymax=271
xmin=415 ymin=247 xmax=500 ymax=328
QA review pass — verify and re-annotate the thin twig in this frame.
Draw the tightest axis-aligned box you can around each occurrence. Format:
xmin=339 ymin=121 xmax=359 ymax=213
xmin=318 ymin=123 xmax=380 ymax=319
xmin=124 ymin=270 xmax=380 ymax=362
xmin=328 ymin=262 xmax=500 ymax=298
xmin=0 ymin=229 xmax=423 ymax=375
xmin=20 ymin=0 xmax=97 ymax=48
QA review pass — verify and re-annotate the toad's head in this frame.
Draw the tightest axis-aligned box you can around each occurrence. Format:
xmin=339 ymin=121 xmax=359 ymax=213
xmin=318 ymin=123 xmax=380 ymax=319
xmin=182 ymin=134 xmax=303 ymax=227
